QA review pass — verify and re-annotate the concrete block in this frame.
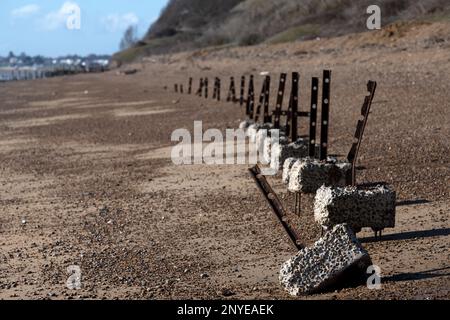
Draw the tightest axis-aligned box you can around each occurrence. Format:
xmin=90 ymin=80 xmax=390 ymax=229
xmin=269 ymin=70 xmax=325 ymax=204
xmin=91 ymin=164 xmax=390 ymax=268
xmin=270 ymin=139 xmax=309 ymax=172
xmin=287 ymin=158 xmax=352 ymax=194
xmin=282 ymin=158 xmax=299 ymax=184
xmin=279 ymin=224 xmax=372 ymax=296
xmin=263 ymin=134 xmax=289 ymax=164
xmin=239 ymin=119 xmax=254 ymax=130
xmin=314 ymin=185 xmax=396 ymax=232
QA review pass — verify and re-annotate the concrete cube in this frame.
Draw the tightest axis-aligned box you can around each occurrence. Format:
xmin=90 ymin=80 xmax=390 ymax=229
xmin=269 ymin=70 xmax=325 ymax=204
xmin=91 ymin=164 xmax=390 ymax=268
xmin=287 ymin=158 xmax=352 ymax=194
xmin=239 ymin=119 xmax=254 ymax=130
xmin=280 ymin=224 xmax=372 ymax=296
xmin=270 ymin=139 xmax=309 ymax=172
xmin=247 ymin=123 xmax=273 ymax=143
xmin=282 ymin=158 xmax=299 ymax=184
xmin=263 ymin=134 xmax=289 ymax=164
xmin=314 ymin=185 xmax=396 ymax=232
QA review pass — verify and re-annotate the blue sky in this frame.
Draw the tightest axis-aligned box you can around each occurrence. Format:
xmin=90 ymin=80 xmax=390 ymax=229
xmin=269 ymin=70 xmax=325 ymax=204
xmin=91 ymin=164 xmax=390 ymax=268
xmin=0 ymin=0 xmax=169 ymax=57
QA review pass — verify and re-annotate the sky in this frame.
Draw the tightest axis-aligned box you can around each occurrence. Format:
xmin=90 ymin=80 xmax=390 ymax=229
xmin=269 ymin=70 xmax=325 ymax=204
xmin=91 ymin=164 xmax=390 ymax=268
xmin=0 ymin=0 xmax=169 ymax=57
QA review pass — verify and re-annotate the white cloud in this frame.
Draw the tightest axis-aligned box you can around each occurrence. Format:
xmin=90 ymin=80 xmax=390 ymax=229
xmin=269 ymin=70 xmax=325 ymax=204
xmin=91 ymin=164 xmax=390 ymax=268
xmin=11 ymin=4 xmax=40 ymax=18
xmin=41 ymin=1 xmax=80 ymax=30
xmin=101 ymin=13 xmax=139 ymax=32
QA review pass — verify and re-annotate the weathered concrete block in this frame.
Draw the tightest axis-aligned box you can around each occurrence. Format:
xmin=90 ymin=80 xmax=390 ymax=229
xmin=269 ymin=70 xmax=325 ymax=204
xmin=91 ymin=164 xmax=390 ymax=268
xmin=239 ymin=119 xmax=254 ymax=130
xmin=246 ymin=124 xmax=259 ymax=143
xmin=263 ymin=134 xmax=289 ymax=164
xmin=314 ymin=185 xmax=396 ymax=232
xmin=282 ymin=158 xmax=299 ymax=184
xmin=247 ymin=123 xmax=273 ymax=142
xmin=287 ymin=158 xmax=352 ymax=193
xmin=279 ymin=224 xmax=372 ymax=296
xmin=270 ymin=139 xmax=309 ymax=172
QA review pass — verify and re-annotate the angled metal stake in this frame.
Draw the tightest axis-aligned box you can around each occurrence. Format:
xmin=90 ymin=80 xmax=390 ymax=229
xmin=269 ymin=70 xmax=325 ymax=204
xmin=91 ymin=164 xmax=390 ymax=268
xmin=347 ymin=81 xmax=377 ymax=186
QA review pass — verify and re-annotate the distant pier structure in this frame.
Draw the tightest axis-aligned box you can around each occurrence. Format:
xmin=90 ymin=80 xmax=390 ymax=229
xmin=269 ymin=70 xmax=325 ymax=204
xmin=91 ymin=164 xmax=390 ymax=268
xmin=0 ymin=63 xmax=109 ymax=83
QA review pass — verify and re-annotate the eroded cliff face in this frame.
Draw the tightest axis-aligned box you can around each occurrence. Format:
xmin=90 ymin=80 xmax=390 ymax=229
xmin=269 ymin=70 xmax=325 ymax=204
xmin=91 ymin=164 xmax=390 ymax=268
xmin=115 ymin=0 xmax=450 ymax=61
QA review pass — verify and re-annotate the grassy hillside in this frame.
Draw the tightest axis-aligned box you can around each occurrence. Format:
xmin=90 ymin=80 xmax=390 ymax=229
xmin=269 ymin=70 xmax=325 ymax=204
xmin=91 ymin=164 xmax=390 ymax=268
xmin=113 ymin=0 xmax=450 ymax=62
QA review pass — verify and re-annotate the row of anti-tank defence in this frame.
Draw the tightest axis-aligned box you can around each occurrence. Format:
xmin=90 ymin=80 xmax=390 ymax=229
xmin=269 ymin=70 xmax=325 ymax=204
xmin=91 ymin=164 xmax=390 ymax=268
xmin=239 ymin=119 xmax=396 ymax=296
xmin=174 ymin=72 xmax=397 ymax=295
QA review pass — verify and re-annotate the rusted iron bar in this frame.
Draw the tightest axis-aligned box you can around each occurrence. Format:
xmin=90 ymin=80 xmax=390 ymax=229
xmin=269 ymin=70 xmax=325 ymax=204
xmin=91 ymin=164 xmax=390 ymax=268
xmin=347 ymin=81 xmax=377 ymax=186
xmin=319 ymin=70 xmax=331 ymax=161
xmin=249 ymin=165 xmax=303 ymax=250
xmin=309 ymin=77 xmax=319 ymax=157
xmin=240 ymin=76 xmax=245 ymax=106
xmin=273 ymin=73 xmax=287 ymax=129
xmin=290 ymin=72 xmax=299 ymax=141
xmin=263 ymin=76 xmax=271 ymax=123
xmin=180 ymin=84 xmax=184 ymax=94
xmin=285 ymin=85 xmax=293 ymax=136
xmin=213 ymin=78 xmax=218 ymax=100
xmin=246 ymin=75 xmax=255 ymax=119
xmin=174 ymin=84 xmax=178 ymax=93
xmin=197 ymin=78 xmax=204 ymax=97
xmin=204 ymin=77 xmax=209 ymax=99
xmin=227 ymin=76 xmax=237 ymax=103
xmin=217 ymin=78 xmax=221 ymax=101
xmin=254 ymin=76 xmax=268 ymax=123
xmin=188 ymin=77 xmax=193 ymax=94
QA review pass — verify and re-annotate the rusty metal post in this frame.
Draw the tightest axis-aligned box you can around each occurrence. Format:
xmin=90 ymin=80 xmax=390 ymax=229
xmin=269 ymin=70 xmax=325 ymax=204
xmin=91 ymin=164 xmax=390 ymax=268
xmin=188 ymin=77 xmax=193 ymax=94
xmin=180 ymin=84 xmax=184 ymax=94
xmin=197 ymin=78 xmax=204 ymax=97
xmin=246 ymin=75 xmax=255 ymax=119
xmin=174 ymin=84 xmax=178 ymax=93
xmin=309 ymin=77 xmax=319 ymax=158
xmin=240 ymin=76 xmax=245 ymax=106
xmin=227 ymin=76 xmax=236 ymax=103
xmin=319 ymin=70 xmax=331 ymax=161
xmin=213 ymin=78 xmax=218 ymax=100
xmin=273 ymin=73 xmax=287 ymax=129
xmin=290 ymin=72 xmax=299 ymax=142
xmin=254 ymin=76 xmax=267 ymax=123
xmin=263 ymin=76 xmax=271 ymax=123
xmin=216 ymin=78 xmax=221 ymax=101
xmin=204 ymin=77 xmax=209 ymax=99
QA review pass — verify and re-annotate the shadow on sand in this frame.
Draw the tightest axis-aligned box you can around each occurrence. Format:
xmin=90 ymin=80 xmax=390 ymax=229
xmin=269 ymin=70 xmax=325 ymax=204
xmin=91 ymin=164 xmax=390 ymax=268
xmin=360 ymin=227 xmax=450 ymax=243
xmin=383 ymin=266 xmax=450 ymax=283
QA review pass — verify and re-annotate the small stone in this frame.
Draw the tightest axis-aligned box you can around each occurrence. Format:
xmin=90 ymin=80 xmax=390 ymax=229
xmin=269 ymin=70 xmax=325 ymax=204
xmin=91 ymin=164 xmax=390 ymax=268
xmin=220 ymin=288 xmax=235 ymax=297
